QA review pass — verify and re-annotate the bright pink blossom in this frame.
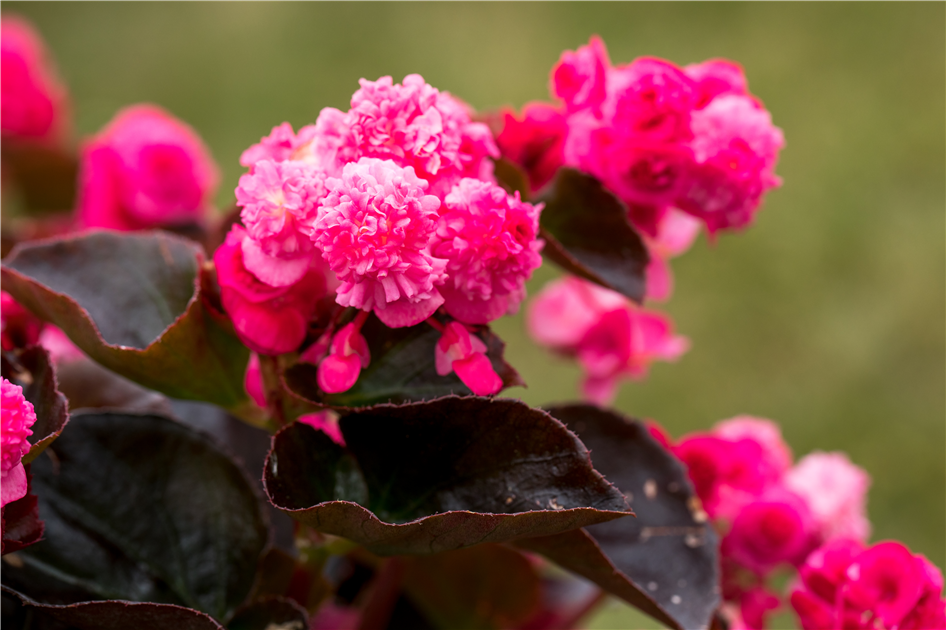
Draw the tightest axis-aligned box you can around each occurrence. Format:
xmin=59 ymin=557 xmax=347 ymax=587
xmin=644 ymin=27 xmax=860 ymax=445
xmin=312 ymin=158 xmax=447 ymax=328
xmin=684 ymin=59 xmax=748 ymax=109
xmin=432 ymin=179 xmax=543 ymax=324
xmin=433 ymin=321 xmax=502 ymax=396
xmin=739 ymin=587 xmax=781 ymax=630
xmin=722 ymin=488 xmax=816 ymax=576
xmin=607 ymin=57 xmax=697 ymax=144
xmin=236 ymin=159 xmax=329 ymax=286
xmin=1 ymin=378 xmax=36 ymax=508
xmin=317 ymin=319 xmax=370 ymax=394
xmin=240 ymin=122 xmax=319 ymax=168
xmin=495 ymin=102 xmax=567 ymax=192
xmin=551 ymin=35 xmax=610 ymax=115
xmin=1 ymin=291 xmax=43 ymax=351
xmin=77 ymin=104 xmax=220 ymax=230
xmin=785 ymin=451 xmax=871 ymax=543
xmin=214 ymin=225 xmax=328 ymax=355
xmin=1 ymin=16 xmax=68 ymax=140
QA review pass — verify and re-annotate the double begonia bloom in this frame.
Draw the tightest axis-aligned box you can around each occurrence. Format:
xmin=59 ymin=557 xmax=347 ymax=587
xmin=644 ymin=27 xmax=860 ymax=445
xmin=431 ymin=179 xmax=543 ymax=324
xmin=685 ymin=59 xmax=749 ymax=109
xmin=785 ymin=451 xmax=871 ymax=543
xmin=792 ymin=539 xmax=946 ymax=630
xmin=77 ymin=104 xmax=220 ymax=230
xmin=434 ymin=321 xmax=502 ymax=396
xmin=1 ymin=16 xmax=68 ymax=141
xmin=527 ymin=276 xmax=688 ymax=405
xmin=214 ymin=225 xmax=328 ymax=355
xmin=551 ymin=35 xmax=609 ymax=116
xmin=324 ymin=75 xmax=498 ymax=195
xmin=496 ymin=102 xmax=567 ymax=193
xmin=1 ymin=378 xmax=36 ymax=508
xmin=312 ymin=158 xmax=447 ymax=328
xmin=236 ymin=159 xmax=329 ymax=286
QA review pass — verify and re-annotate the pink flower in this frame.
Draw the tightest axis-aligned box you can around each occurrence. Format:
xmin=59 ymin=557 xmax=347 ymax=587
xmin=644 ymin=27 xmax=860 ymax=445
xmin=495 ymin=102 xmax=567 ymax=192
xmin=551 ymin=35 xmax=610 ymax=115
xmin=240 ymin=122 xmax=318 ymax=168
xmin=297 ymin=410 xmax=345 ymax=446
xmin=684 ymin=59 xmax=748 ymax=109
xmin=676 ymin=95 xmax=784 ymax=233
xmin=37 ymin=326 xmax=84 ymax=364
xmin=1 ymin=15 xmax=68 ymax=141
xmin=842 ymin=542 xmax=927 ymax=628
xmin=312 ymin=158 xmax=447 ymax=328
xmin=236 ymin=159 xmax=329 ymax=286
xmin=77 ymin=104 xmax=220 ymax=230
xmin=1 ymin=291 xmax=44 ymax=351
xmin=432 ymin=179 xmax=543 ymax=324
xmin=643 ymin=208 xmax=701 ymax=302
xmin=785 ymin=451 xmax=871 ymax=543
xmin=715 ymin=416 xmax=794 ymax=476
xmin=722 ymin=488 xmax=816 ymax=576
xmin=333 ymin=75 xmax=498 ymax=193
xmin=585 ymin=134 xmax=694 ymax=209
xmin=433 ymin=321 xmax=502 ymax=396
xmin=526 ymin=276 xmax=688 ymax=405
xmin=607 ymin=57 xmax=697 ymax=144
xmin=2 ymin=378 xmax=36 ymax=508
xmin=214 ymin=225 xmax=328 ymax=355
xmin=739 ymin=587 xmax=781 ymax=630
xmin=244 ymin=353 xmax=266 ymax=408
xmin=317 ymin=318 xmax=370 ymax=394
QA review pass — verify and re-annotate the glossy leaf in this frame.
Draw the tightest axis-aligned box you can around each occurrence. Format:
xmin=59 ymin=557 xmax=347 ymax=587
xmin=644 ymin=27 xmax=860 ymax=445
xmin=517 ymin=405 xmax=719 ymax=630
xmin=537 ymin=168 xmax=649 ymax=303
xmin=264 ymin=396 xmax=630 ymax=556
xmin=55 ymin=356 xmax=173 ymax=416
xmin=0 ymin=346 xmax=70 ymax=464
xmin=2 ymin=587 xmax=224 ymax=630
xmin=1 ymin=411 xmax=269 ymax=621
xmin=284 ymin=315 xmax=523 ymax=409
xmin=1 ymin=466 xmax=44 ymax=555
xmin=1 ymin=230 xmax=251 ymax=410
xmin=227 ymin=596 xmax=309 ymax=630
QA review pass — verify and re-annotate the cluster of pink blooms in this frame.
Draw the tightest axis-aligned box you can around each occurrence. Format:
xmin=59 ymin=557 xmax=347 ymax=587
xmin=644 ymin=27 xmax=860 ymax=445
xmin=1 ymin=378 xmax=36 ymax=509
xmin=1 ymin=16 xmax=68 ymax=141
xmin=220 ymin=73 xmax=545 ymax=396
xmin=526 ymin=276 xmax=688 ymax=405
xmin=650 ymin=416 xmax=944 ymax=629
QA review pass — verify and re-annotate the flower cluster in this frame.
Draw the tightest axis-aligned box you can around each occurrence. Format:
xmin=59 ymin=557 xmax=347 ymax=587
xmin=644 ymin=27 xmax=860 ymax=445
xmin=77 ymin=105 xmax=221 ymax=231
xmin=659 ymin=417 xmax=877 ymax=629
xmin=1 ymin=378 xmax=36 ymax=508
xmin=224 ymin=74 xmax=545 ymax=396
xmin=527 ymin=276 xmax=688 ymax=405
xmin=1 ymin=15 xmax=68 ymax=141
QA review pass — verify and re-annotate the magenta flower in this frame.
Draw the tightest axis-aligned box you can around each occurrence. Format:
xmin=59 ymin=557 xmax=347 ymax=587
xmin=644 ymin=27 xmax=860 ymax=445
xmin=496 ymin=102 xmax=567 ymax=193
xmin=684 ymin=59 xmax=748 ymax=109
xmin=1 ymin=378 xmax=36 ymax=508
xmin=785 ymin=451 xmax=871 ymax=543
xmin=551 ymin=35 xmax=610 ymax=115
xmin=433 ymin=321 xmax=502 ymax=396
xmin=1 ymin=15 xmax=68 ymax=141
xmin=236 ymin=158 xmax=329 ymax=286
xmin=317 ymin=318 xmax=371 ymax=395
xmin=214 ymin=225 xmax=329 ymax=356
xmin=77 ymin=104 xmax=220 ymax=230
xmin=312 ymin=158 xmax=447 ymax=328
xmin=432 ymin=179 xmax=543 ymax=324
xmin=642 ymin=208 xmax=701 ymax=302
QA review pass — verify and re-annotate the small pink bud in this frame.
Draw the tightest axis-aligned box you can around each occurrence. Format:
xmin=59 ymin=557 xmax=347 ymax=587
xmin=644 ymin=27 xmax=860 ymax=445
xmin=317 ymin=321 xmax=370 ymax=394
xmin=434 ymin=321 xmax=501 ymax=396
xmin=297 ymin=411 xmax=345 ymax=446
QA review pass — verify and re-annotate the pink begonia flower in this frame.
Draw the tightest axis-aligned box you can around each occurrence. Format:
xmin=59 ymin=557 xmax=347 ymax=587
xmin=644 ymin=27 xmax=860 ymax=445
xmin=236 ymin=159 xmax=329 ymax=286
xmin=714 ymin=416 xmax=794 ymax=476
xmin=1 ymin=291 xmax=44 ymax=351
xmin=297 ymin=411 xmax=345 ymax=446
xmin=312 ymin=158 xmax=447 ymax=328
xmin=433 ymin=321 xmax=502 ymax=396
xmin=214 ymin=225 xmax=328 ymax=355
xmin=1 ymin=15 xmax=68 ymax=140
xmin=330 ymin=75 xmax=498 ymax=194
xmin=722 ymin=487 xmax=816 ymax=576
xmin=317 ymin=317 xmax=370 ymax=394
xmin=607 ymin=57 xmax=697 ymax=144
xmin=551 ymin=35 xmax=610 ymax=115
xmin=240 ymin=122 xmax=318 ymax=168
xmin=244 ymin=353 xmax=266 ymax=408
xmin=526 ymin=276 xmax=688 ymax=405
xmin=842 ymin=542 xmax=927 ymax=628
xmin=1 ymin=378 xmax=36 ymax=508
xmin=785 ymin=451 xmax=871 ymax=543
xmin=739 ymin=586 xmax=781 ymax=630
xmin=643 ymin=207 xmax=701 ymax=302
xmin=77 ymin=104 xmax=220 ymax=230
xmin=677 ymin=94 xmax=784 ymax=233
xmin=684 ymin=59 xmax=748 ymax=109
xmin=495 ymin=102 xmax=567 ymax=193
xmin=431 ymin=179 xmax=544 ymax=324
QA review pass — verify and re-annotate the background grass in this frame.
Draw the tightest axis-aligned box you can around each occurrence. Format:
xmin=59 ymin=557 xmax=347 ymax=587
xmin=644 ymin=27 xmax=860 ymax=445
xmin=4 ymin=3 xmax=944 ymax=628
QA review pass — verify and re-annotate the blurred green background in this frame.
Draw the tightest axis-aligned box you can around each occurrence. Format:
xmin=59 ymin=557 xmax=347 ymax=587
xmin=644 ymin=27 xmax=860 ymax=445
xmin=4 ymin=3 xmax=944 ymax=628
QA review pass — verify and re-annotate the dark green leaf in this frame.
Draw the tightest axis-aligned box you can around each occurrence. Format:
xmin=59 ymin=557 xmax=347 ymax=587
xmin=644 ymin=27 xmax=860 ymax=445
xmin=0 ymin=346 xmax=70 ymax=464
xmin=1 ymin=231 xmax=251 ymax=410
xmin=55 ymin=357 xmax=173 ymax=416
xmin=264 ymin=396 xmax=630 ymax=555
xmin=2 ymin=411 xmax=269 ymax=621
xmin=516 ymin=405 xmax=719 ymax=630
xmin=2 ymin=587 xmax=224 ymax=630
xmin=283 ymin=315 xmax=523 ymax=409
xmin=0 ymin=141 xmax=78 ymax=214
xmin=226 ymin=597 xmax=308 ymax=630
xmin=537 ymin=168 xmax=649 ymax=303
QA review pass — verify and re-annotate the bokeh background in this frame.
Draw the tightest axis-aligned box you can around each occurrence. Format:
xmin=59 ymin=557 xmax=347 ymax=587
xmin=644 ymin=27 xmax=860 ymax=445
xmin=4 ymin=3 xmax=944 ymax=628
